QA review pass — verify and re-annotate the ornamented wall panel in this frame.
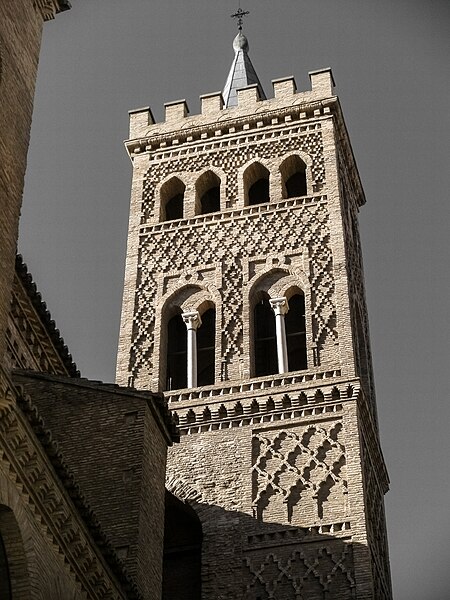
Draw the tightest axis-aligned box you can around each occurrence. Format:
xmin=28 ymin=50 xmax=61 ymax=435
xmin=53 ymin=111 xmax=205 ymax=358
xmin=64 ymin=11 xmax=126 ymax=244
xmin=141 ymin=125 xmax=325 ymax=220
xmin=129 ymin=198 xmax=338 ymax=384
xmin=243 ymin=538 xmax=355 ymax=600
xmin=252 ymin=420 xmax=348 ymax=527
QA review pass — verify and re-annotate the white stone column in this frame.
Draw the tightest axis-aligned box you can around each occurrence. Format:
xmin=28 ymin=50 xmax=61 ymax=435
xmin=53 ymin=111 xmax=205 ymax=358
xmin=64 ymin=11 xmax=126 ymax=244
xmin=269 ymin=297 xmax=289 ymax=374
xmin=182 ymin=311 xmax=201 ymax=388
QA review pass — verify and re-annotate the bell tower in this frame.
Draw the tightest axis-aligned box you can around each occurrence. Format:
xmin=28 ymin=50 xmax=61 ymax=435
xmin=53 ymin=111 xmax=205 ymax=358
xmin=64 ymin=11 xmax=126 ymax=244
xmin=117 ymin=26 xmax=392 ymax=600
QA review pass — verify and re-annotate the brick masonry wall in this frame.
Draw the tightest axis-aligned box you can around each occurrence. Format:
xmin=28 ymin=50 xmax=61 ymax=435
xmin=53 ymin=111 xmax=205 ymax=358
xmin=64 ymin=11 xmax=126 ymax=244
xmin=166 ymin=382 xmax=378 ymax=600
xmin=119 ymin=71 xmax=392 ymax=598
xmin=0 ymin=463 xmax=86 ymax=599
xmin=14 ymin=373 xmax=170 ymax=600
xmin=0 ymin=1 xmax=45 ymax=361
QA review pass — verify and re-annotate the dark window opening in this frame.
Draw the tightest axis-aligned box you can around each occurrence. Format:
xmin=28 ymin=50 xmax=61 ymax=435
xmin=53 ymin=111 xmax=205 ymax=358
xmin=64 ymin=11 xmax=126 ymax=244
xmin=248 ymin=177 xmax=270 ymax=206
xmin=281 ymin=156 xmax=307 ymax=199
xmin=197 ymin=308 xmax=215 ymax=386
xmin=163 ymin=491 xmax=202 ymax=600
xmin=200 ymin=186 xmax=220 ymax=214
xmin=0 ymin=533 xmax=11 ymax=600
xmin=285 ymin=171 xmax=307 ymax=198
xmin=165 ymin=193 xmax=184 ymax=220
xmin=254 ymin=296 xmax=277 ymax=376
xmin=285 ymin=294 xmax=307 ymax=371
xmin=166 ymin=313 xmax=187 ymax=390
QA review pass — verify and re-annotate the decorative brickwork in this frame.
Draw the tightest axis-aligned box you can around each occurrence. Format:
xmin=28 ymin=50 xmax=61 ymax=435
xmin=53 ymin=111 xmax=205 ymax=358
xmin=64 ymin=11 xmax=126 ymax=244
xmin=118 ymin=66 xmax=392 ymax=598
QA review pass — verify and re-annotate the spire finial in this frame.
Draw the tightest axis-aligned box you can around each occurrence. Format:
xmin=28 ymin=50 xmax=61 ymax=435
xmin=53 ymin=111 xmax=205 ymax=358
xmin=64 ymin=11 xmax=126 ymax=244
xmin=231 ymin=7 xmax=249 ymax=31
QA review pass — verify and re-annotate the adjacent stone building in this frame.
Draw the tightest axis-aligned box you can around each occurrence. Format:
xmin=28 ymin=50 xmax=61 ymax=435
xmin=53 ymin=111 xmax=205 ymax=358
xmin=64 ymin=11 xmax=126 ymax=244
xmin=0 ymin=4 xmax=177 ymax=598
xmin=117 ymin=30 xmax=392 ymax=599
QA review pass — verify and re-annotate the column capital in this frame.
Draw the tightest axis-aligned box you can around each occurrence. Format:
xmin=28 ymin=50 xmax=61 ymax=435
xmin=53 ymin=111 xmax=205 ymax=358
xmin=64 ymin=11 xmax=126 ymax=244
xmin=269 ymin=297 xmax=289 ymax=316
xmin=182 ymin=310 xmax=201 ymax=330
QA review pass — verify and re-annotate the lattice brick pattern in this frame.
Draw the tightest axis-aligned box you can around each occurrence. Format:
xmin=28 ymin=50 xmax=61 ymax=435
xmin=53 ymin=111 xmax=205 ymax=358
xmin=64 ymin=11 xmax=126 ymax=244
xmin=141 ymin=127 xmax=324 ymax=221
xmin=252 ymin=424 xmax=348 ymax=525
xmin=243 ymin=542 xmax=355 ymax=600
xmin=128 ymin=200 xmax=336 ymax=381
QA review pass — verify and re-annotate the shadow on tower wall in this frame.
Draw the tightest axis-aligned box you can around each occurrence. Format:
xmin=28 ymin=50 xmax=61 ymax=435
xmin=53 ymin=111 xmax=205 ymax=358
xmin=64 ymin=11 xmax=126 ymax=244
xmin=163 ymin=493 xmax=382 ymax=600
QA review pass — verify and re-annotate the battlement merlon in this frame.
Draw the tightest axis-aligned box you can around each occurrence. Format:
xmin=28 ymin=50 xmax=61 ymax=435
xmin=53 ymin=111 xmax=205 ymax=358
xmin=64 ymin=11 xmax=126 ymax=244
xmin=127 ymin=67 xmax=335 ymax=140
xmin=124 ymin=67 xmax=365 ymax=206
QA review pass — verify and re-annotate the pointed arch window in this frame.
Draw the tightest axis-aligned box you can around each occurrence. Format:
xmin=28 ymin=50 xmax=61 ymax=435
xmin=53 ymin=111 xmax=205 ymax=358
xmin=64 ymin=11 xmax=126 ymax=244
xmin=196 ymin=172 xmax=220 ymax=215
xmin=161 ymin=177 xmax=185 ymax=221
xmin=280 ymin=155 xmax=307 ymax=198
xmin=244 ymin=163 xmax=270 ymax=206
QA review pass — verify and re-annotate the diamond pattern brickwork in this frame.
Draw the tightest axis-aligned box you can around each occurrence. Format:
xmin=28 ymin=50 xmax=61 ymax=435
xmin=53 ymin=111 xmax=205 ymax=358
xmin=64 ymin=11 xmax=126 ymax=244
xmin=252 ymin=422 xmax=348 ymax=526
xmin=128 ymin=198 xmax=337 ymax=384
xmin=243 ymin=539 xmax=355 ymax=600
xmin=141 ymin=125 xmax=324 ymax=221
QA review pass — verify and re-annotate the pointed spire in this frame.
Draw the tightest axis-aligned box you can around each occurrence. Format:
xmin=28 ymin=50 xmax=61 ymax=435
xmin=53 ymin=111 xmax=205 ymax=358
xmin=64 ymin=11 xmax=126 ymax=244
xmin=222 ymin=14 xmax=266 ymax=108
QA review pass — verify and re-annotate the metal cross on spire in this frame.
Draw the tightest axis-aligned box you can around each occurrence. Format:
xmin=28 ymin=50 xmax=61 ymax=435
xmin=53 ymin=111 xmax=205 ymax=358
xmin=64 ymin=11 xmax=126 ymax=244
xmin=231 ymin=7 xmax=249 ymax=31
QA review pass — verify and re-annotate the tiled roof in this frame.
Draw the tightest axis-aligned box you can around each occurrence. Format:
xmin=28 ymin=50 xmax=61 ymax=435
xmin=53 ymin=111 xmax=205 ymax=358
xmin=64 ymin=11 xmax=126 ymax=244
xmin=15 ymin=254 xmax=80 ymax=377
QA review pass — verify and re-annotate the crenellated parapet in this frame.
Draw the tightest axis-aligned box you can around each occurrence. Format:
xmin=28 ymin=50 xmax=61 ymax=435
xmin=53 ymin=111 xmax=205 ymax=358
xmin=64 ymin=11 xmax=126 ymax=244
xmin=126 ymin=69 xmax=337 ymax=147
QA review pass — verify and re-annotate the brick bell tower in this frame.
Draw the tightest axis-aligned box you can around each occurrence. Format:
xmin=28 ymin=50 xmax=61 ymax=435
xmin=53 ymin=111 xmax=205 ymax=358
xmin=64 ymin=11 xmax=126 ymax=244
xmin=117 ymin=22 xmax=392 ymax=600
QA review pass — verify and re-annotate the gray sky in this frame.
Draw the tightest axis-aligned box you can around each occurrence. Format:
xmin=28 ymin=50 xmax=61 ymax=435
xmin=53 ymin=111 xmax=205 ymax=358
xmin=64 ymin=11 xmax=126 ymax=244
xmin=20 ymin=1 xmax=450 ymax=598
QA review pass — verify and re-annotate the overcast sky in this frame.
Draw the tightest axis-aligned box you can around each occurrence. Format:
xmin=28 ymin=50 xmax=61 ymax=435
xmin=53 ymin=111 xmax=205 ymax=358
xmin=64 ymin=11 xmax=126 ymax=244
xmin=19 ymin=1 xmax=450 ymax=598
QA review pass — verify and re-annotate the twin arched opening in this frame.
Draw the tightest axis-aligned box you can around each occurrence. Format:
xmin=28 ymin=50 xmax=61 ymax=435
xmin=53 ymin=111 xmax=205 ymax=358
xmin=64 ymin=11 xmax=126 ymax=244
xmin=161 ymin=171 xmax=222 ymax=223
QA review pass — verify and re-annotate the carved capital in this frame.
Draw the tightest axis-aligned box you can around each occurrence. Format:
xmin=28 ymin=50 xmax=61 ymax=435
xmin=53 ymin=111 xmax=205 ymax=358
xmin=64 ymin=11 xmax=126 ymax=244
xmin=182 ymin=311 xmax=201 ymax=331
xmin=269 ymin=297 xmax=289 ymax=316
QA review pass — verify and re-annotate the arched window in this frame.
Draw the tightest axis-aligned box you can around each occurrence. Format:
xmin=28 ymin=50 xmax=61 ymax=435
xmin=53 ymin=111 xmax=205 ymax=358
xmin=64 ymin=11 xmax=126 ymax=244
xmin=166 ymin=312 xmax=187 ymax=390
xmin=244 ymin=163 xmax=270 ymax=206
xmin=197 ymin=307 xmax=215 ymax=386
xmin=161 ymin=177 xmax=185 ymax=221
xmin=0 ymin=533 xmax=11 ymax=600
xmin=196 ymin=171 xmax=220 ymax=215
xmin=254 ymin=294 xmax=277 ymax=376
xmin=280 ymin=155 xmax=307 ymax=198
xmin=285 ymin=293 xmax=307 ymax=370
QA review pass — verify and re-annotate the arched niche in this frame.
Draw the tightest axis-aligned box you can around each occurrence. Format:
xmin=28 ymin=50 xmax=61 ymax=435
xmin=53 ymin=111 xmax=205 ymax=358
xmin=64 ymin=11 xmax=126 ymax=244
xmin=243 ymin=161 xmax=270 ymax=206
xmin=280 ymin=154 xmax=308 ymax=198
xmin=160 ymin=176 xmax=186 ymax=221
xmin=195 ymin=171 xmax=221 ymax=215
